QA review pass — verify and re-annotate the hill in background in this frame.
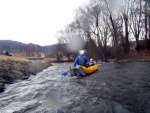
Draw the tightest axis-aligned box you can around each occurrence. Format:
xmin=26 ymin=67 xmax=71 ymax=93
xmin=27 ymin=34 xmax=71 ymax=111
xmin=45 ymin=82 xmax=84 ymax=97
xmin=0 ymin=40 xmax=55 ymax=57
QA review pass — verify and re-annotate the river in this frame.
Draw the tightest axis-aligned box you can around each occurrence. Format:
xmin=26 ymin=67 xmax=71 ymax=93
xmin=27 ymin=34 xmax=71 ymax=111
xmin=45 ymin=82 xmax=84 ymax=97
xmin=0 ymin=62 xmax=150 ymax=113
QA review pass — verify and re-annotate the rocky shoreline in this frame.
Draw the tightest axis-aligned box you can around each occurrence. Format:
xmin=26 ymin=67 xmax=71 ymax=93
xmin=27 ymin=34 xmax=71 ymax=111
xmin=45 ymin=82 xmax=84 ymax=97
xmin=0 ymin=57 xmax=52 ymax=92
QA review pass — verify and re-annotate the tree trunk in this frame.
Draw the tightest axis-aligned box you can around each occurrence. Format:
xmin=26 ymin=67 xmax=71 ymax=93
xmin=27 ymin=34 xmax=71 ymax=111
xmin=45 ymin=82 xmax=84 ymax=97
xmin=56 ymin=53 xmax=60 ymax=62
xmin=124 ymin=16 xmax=130 ymax=53
xmin=103 ymin=46 xmax=108 ymax=62
xmin=149 ymin=15 xmax=150 ymax=40
xmin=135 ymin=34 xmax=140 ymax=51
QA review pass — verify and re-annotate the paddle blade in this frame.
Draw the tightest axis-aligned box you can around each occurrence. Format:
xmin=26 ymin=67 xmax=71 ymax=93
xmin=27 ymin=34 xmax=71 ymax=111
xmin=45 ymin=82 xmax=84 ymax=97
xmin=61 ymin=71 xmax=69 ymax=76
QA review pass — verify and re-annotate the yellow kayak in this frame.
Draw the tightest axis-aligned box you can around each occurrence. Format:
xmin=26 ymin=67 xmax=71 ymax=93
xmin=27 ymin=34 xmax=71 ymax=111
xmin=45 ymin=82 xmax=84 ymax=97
xmin=80 ymin=64 xmax=99 ymax=75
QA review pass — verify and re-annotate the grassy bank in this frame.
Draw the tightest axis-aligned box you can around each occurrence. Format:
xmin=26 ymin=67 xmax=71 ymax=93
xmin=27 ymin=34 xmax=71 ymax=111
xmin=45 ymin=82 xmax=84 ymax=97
xmin=0 ymin=55 xmax=54 ymax=92
xmin=102 ymin=51 xmax=150 ymax=62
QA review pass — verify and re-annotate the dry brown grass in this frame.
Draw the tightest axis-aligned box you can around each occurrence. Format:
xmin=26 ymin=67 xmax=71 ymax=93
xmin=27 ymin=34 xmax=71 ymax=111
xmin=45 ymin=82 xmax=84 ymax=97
xmin=41 ymin=58 xmax=56 ymax=63
xmin=0 ymin=55 xmax=29 ymax=62
xmin=121 ymin=51 xmax=150 ymax=62
xmin=0 ymin=55 xmax=58 ymax=63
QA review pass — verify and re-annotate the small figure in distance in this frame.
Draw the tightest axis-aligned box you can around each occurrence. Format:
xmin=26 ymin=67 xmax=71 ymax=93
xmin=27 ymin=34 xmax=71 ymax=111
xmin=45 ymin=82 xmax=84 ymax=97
xmin=3 ymin=50 xmax=12 ymax=56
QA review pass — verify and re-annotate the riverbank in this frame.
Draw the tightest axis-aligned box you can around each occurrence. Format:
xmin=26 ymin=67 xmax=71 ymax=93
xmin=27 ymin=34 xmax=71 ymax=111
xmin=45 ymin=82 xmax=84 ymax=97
xmin=1 ymin=51 xmax=150 ymax=92
xmin=104 ymin=51 xmax=150 ymax=62
xmin=0 ymin=55 xmax=53 ymax=92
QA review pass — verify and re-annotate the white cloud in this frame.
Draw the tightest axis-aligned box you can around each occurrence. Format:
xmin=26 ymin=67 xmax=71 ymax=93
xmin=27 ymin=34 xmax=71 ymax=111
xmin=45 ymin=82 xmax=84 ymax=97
xmin=0 ymin=0 xmax=87 ymax=46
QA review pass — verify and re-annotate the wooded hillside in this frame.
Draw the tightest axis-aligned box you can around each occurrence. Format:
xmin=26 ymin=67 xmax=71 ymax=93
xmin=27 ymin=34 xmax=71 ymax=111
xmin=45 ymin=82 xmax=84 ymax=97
xmin=0 ymin=40 xmax=54 ymax=56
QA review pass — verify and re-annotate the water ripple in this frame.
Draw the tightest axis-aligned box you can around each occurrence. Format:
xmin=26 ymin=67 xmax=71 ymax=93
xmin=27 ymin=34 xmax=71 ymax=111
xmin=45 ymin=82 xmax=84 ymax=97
xmin=0 ymin=62 xmax=149 ymax=113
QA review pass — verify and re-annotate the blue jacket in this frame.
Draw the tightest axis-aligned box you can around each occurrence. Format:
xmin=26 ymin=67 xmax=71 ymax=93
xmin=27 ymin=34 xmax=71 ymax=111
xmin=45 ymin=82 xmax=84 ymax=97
xmin=74 ymin=55 xmax=88 ymax=67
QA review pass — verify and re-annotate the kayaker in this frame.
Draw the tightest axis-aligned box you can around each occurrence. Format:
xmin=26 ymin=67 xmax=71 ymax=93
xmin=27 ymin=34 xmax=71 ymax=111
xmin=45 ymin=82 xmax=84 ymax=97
xmin=74 ymin=50 xmax=88 ymax=67
xmin=72 ymin=50 xmax=88 ymax=78
xmin=89 ymin=58 xmax=97 ymax=66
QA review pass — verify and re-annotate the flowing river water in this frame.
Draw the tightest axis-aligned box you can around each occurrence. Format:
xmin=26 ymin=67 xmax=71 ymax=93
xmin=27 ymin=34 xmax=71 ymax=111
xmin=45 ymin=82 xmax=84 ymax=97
xmin=0 ymin=62 xmax=150 ymax=113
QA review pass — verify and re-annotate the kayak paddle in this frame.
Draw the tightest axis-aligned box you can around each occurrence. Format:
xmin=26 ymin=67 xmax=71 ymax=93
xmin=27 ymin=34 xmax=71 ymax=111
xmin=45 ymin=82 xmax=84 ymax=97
xmin=61 ymin=71 xmax=69 ymax=76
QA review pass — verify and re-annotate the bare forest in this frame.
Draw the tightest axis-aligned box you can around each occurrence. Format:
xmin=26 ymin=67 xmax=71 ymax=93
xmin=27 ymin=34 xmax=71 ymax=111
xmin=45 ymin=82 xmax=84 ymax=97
xmin=54 ymin=0 xmax=150 ymax=62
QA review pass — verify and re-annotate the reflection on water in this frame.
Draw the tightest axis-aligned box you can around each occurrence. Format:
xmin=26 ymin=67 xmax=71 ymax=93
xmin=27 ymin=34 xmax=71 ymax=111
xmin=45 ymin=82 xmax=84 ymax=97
xmin=0 ymin=62 xmax=150 ymax=113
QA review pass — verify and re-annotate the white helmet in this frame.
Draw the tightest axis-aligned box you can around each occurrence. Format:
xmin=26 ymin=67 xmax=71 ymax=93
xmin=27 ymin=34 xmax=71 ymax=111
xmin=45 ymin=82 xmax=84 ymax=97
xmin=79 ymin=50 xmax=84 ymax=55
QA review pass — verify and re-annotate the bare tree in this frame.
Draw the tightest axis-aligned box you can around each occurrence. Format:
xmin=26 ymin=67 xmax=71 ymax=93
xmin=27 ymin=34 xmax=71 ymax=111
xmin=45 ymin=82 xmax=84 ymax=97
xmin=129 ymin=0 xmax=143 ymax=51
xmin=143 ymin=0 xmax=150 ymax=50
xmin=27 ymin=43 xmax=35 ymax=56
xmin=74 ymin=6 xmax=98 ymax=57
xmin=119 ymin=0 xmax=133 ymax=53
xmin=52 ymin=37 xmax=64 ymax=62
xmin=74 ymin=1 xmax=110 ymax=61
xmin=103 ymin=0 xmax=123 ymax=60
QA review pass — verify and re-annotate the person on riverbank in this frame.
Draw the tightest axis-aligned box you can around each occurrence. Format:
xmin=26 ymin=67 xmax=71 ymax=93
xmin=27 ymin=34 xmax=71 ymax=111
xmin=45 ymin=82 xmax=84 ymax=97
xmin=72 ymin=50 xmax=88 ymax=78
xmin=3 ymin=50 xmax=12 ymax=56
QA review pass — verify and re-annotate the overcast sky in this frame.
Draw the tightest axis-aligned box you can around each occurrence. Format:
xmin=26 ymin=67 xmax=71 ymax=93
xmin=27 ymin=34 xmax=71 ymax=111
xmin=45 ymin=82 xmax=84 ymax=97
xmin=0 ymin=0 xmax=87 ymax=46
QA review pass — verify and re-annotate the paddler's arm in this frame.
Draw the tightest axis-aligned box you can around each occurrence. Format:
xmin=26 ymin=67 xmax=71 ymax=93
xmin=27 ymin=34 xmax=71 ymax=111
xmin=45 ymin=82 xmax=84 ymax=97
xmin=73 ymin=57 xmax=79 ymax=67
